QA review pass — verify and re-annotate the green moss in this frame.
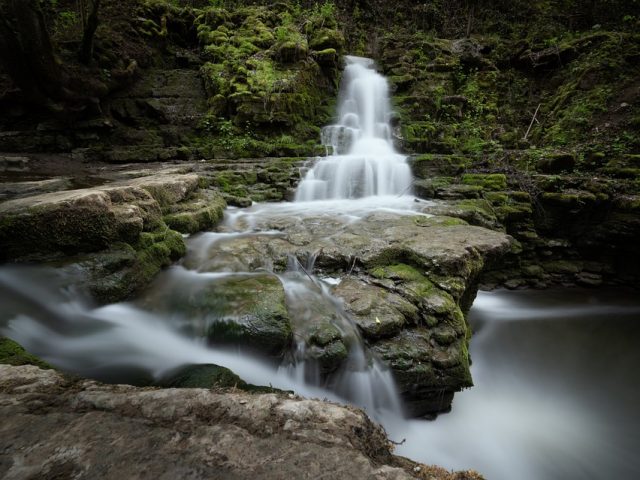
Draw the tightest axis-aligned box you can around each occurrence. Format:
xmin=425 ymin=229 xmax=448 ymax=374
xmin=192 ymin=2 xmax=342 ymax=157
xmin=541 ymin=191 xmax=598 ymax=206
xmin=89 ymin=228 xmax=186 ymax=303
xmin=413 ymin=216 xmax=468 ymax=227
xmin=461 ymin=173 xmax=507 ymax=191
xmin=370 ymin=263 xmax=427 ymax=282
xmin=0 ymin=337 xmax=52 ymax=369
xmin=163 ymin=191 xmax=226 ymax=234
xmin=162 ymin=363 xmax=282 ymax=393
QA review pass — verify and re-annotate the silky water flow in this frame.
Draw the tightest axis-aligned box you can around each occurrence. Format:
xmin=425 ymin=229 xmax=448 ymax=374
xmin=2 ymin=56 xmax=638 ymax=480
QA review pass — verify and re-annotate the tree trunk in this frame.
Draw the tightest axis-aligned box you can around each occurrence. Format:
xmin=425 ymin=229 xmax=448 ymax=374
xmin=79 ymin=0 xmax=100 ymax=65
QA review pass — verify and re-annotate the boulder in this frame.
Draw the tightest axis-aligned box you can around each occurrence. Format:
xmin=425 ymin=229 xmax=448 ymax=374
xmin=145 ymin=273 xmax=293 ymax=357
xmin=0 ymin=364 xmax=480 ymax=480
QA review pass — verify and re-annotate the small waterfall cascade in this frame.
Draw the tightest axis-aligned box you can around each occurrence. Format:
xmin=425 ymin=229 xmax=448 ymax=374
xmin=278 ymin=256 xmax=404 ymax=415
xmin=295 ymin=55 xmax=413 ymax=201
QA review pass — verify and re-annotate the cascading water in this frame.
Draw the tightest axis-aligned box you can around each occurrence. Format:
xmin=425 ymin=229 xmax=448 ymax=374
xmin=295 ymin=55 xmax=412 ymax=201
xmin=0 ymin=55 xmax=416 ymax=421
xmin=2 ymin=53 xmax=640 ymax=480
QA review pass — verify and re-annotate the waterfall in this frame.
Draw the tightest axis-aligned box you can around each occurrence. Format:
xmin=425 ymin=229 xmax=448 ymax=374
xmin=295 ymin=56 xmax=412 ymax=201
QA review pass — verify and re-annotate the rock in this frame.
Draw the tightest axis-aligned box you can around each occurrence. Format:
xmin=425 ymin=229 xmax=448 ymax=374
xmin=0 ymin=188 xmax=149 ymax=259
xmin=452 ymin=38 xmax=494 ymax=69
xmin=0 ymin=171 xmax=205 ymax=261
xmin=0 ymin=155 xmax=29 ymax=172
xmin=163 ymin=189 xmax=226 ymax=234
xmin=371 ymin=328 xmax=472 ymax=416
xmin=335 ymin=277 xmax=414 ymax=339
xmin=160 ymin=363 xmax=281 ymax=393
xmin=308 ymin=28 xmax=344 ymax=51
xmin=0 ymin=177 xmax=72 ymax=199
xmin=193 ymin=210 xmax=511 ymax=416
xmin=84 ymin=228 xmax=186 ymax=303
xmin=278 ymin=278 xmax=349 ymax=375
xmin=145 ymin=273 xmax=293 ymax=357
xmin=420 ymin=199 xmax=501 ymax=230
xmin=537 ymin=152 xmax=576 ymax=173
xmin=1 ymin=364 xmax=461 ymax=480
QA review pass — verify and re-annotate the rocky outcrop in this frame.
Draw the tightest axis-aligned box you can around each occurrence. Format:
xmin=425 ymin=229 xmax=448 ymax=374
xmin=408 ymin=157 xmax=640 ymax=289
xmin=191 ymin=206 xmax=512 ymax=416
xmin=0 ymin=167 xmax=226 ymax=302
xmin=0 ymin=365 xmax=482 ymax=480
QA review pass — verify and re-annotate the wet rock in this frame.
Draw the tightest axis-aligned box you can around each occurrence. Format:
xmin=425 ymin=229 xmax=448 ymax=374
xmin=83 ymin=228 xmax=186 ymax=303
xmin=147 ymin=273 xmax=293 ymax=357
xmin=197 ymin=210 xmax=510 ymax=415
xmin=335 ymin=277 xmax=414 ymax=339
xmin=161 ymin=363 xmax=281 ymax=393
xmin=371 ymin=328 xmax=472 ymax=417
xmin=0 ymin=177 xmax=72 ymax=200
xmin=201 ymin=275 xmax=292 ymax=356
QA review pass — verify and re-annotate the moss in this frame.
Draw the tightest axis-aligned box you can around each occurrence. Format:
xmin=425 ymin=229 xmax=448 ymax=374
xmin=541 ymin=191 xmax=598 ymax=207
xmin=192 ymin=2 xmax=342 ymax=158
xmin=413 ymin=216 xmax=468 ymax=227
xmin=163 ymin=191 xmax=226 ymax=234
xmin=89 ymin=228 xmax=186 ymax=303
xmin=0 ymin=337 xmax=52 ymax=369
xmin=370 ymin=263 xmax=427 ymax=282
xmin=410 ymin=154 xmax=471 ymax=177
xmin=461 ymin=173 xmax=507 ymax=191
xmin=162 ymin=363 xmax=282 ymax=393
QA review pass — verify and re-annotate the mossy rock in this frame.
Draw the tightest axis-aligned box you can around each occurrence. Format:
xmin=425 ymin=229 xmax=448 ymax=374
xmin=160 ymin=363 xmax=281 ymax=393
xmin=0 ymin=337 xmax=52 ymax=369
xmin=537 ymin=152 xmax=576 ymax=173
xmin=163 ymin=190 xmax=226 ymax=234
xmin=87 ymin=228 xmax=186 ymax=303
xmin=334 ymin=277 xmax=416 ymax=340
xmin=308 ymin=28 xmax=344 ymax=51
xmin=305 ymin=340 xmax=349 ymax=376
xmin=368 ymin=263 xmax=463 ymax=327
xmin=408 ymin=154 xmax=471 ymax=178
xmin=168 ymin=274 xmax=292 ymax=357
xmin=461 ymin=174 xmax=507 ymax=191
xmin=312 ymin=48 xmax=338 ymax=66
xmin=0 ymin=190 xmax=143 ymax=261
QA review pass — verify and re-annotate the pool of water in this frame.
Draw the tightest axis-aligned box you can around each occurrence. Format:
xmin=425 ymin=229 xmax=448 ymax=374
xmin=392 ymin=287 xmax=640 ymax=479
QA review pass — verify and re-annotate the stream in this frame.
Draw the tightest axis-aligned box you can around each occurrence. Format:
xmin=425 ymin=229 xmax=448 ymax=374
xmin=1 ymin=55 xmax=639 ymax=479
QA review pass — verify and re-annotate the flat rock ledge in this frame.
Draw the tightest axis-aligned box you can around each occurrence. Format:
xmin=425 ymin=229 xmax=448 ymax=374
xmin=0 ymin=365 xmax=481 ymax=480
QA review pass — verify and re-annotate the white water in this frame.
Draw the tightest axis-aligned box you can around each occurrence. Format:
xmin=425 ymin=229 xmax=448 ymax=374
xmin=0 ymin=266 xmax=354 ymax=407
xmin=295 ymin=55 xmax=412 ymax=201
